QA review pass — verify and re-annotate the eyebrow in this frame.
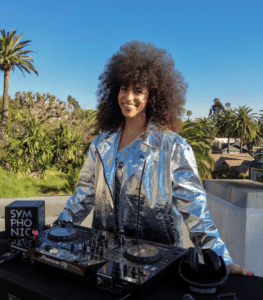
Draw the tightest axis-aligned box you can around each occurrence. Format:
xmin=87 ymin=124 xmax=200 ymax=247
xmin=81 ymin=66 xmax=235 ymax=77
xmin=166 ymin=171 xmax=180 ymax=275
xmin=121 ymin=85 xmax=144 ymax=89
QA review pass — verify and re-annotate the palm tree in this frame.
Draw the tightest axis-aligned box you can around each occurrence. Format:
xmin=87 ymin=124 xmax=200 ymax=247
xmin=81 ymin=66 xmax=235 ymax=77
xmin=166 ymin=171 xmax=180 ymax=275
xmin=180 ymin=121 xmax=214 ymax=181
xmin=232 ymin=105 xmax=259 ymax=153
xmin=195 ymin=117 xmax=218 ymax=138
xmin=0 ymin=29 xmax=38 ymax=138
xmin=259 ymin=110 xmax=263 ymax=123
xmin=245 ymin=120 xmax=263 ymax=155
xmin=225 ymin=102 xmax=231 ymax=109
xmin=220 ymin=110 xmax=236 ymax=154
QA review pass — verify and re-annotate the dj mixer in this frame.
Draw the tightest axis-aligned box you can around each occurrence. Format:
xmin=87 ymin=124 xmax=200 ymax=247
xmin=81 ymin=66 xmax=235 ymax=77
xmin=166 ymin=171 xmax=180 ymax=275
xmin=5 ymin=221 xmax=188 ymax=295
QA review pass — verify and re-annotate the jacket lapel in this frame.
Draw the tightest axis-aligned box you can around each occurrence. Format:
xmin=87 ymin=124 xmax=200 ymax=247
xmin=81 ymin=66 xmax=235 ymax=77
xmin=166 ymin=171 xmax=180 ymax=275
xmin=96 ymin=122 xmax=161 ymax=201
xmin=96 ymin=127 xmax=121 ymax=199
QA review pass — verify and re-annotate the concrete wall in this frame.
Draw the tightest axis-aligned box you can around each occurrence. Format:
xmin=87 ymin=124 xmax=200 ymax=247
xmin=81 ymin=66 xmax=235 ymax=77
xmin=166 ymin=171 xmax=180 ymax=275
xmin=204 ymin=180 xmax=263 ymax=277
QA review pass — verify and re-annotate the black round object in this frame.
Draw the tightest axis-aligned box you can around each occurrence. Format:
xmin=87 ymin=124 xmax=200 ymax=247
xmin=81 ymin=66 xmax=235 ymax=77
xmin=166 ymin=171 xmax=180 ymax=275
xmin=123 ymin=244 xmax=162 ymax=263
xmin=47 ymin=227 xmax=79 ymax=241
xmin=178 ymin=247 xmax=228 ymax=295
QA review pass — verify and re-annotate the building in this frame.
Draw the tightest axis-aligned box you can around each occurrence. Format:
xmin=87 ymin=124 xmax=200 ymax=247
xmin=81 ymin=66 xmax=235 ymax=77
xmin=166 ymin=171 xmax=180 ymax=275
xmin=213 ymin=141 xmax=248 ymax=154
xmin=254 ymin=151 xmax=263 ymax=162
xmin=244 ymin=151 xmax=263 ymax=181
xmin=221 ymin=142 xmax=248 ymax=154
xmin=210 ymin=153 xmax=254 ymax=175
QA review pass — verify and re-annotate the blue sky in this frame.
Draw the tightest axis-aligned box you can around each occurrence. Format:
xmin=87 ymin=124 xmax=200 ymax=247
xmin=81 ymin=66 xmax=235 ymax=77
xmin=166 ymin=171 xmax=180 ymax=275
xmin=1 ymin=0 xmax=262 ymax=121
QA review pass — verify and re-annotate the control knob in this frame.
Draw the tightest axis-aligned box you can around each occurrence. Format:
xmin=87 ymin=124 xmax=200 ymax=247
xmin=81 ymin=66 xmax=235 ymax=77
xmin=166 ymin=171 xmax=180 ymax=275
xmin=131 ymin=266 xmax=136 ymax=273
xmin=99 ymin=247 xmax=104 ymax=255
xmin=70 ymin=242 xmax=75 ymax=253
xmin=105 ymin=239 xmax=109 ymax=248
xmin=123 ymin=264 xmax=128 ymax=275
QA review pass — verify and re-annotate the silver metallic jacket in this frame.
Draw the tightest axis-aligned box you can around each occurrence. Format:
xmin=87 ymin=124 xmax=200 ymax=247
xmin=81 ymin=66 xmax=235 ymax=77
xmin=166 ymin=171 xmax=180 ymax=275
xmin=54 ymin=121 xmax=233 ymax=266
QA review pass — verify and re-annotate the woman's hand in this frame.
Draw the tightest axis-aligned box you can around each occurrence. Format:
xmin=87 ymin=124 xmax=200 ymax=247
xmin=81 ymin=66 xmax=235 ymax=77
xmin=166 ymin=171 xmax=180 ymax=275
xmin=227 ymin=262 xmax=255 ymax=276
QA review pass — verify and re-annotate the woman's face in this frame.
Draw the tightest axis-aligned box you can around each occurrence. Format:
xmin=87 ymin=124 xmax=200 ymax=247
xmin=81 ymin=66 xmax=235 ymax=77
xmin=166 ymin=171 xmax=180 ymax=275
xmin=118 ymin=83 xmax=149 ymax=119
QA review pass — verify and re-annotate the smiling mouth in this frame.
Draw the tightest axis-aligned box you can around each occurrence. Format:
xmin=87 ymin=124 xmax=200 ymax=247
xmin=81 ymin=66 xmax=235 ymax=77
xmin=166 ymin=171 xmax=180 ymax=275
xmin=123 ymin=104 xmax=137 ymax=108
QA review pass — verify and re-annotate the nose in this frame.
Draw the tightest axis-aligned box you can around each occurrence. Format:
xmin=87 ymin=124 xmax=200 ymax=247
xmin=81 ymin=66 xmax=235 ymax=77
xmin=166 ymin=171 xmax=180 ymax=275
xmin=127 ymin=91 xmax=136 ymax=101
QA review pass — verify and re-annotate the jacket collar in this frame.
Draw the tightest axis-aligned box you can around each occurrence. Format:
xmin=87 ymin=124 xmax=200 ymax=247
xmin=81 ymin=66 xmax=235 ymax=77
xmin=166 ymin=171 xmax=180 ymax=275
xmin=96 ymin=121 xmax=162 ymax=198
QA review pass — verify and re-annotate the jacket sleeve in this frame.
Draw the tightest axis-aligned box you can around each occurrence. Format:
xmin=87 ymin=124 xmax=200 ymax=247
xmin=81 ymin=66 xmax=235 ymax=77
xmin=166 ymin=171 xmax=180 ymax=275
xmin=53 ymin=134 xmax=100 ymax=226
xmin=170 ymin=136 xmax=233 ymax=266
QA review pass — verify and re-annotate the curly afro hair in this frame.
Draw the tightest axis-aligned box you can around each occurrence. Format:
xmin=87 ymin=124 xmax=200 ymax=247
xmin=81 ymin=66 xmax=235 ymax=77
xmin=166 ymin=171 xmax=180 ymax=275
xmin=95 ymin=40 xmax=188 ymax=134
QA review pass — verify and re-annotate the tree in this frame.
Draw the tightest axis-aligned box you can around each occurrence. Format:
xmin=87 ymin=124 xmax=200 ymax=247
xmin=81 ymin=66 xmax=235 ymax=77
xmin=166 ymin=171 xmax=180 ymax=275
xmin=259 ymin=110 xmax=263 ymax=123
xmin=0 ymin=91 xmax=99 ymax=180
xmin=244 ymin=120 xmax=263 ymax=155
xmin=232 ymin=106 xmax=259 ymax=153
xmin=0 ymin=29 xmax=38 ymax=138
xmin=6 ymin=91 xmax=68 ymax=125
xmin=208 ymin=99 xmax=237 ymax=153
xmin=0 ymin=91 xmax=99 ymax=147
xmin=186 ymin=110 xmax=192 ymax=121
xmin=195 ymin=117 xmax=218 ymax=139
xmin=208 ymin=98 xmax=226 ymax=126
xmin=219 ymin=110 xmax=236 ymax=154
xmin=179 ymin=121 xmax=214 ymax=181
xmin=225 ymin=102 xmax=231 ymax=109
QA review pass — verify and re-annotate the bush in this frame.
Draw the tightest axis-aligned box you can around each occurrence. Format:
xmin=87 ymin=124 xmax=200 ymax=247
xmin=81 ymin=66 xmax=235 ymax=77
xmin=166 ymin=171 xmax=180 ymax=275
xmin=0 ymin=116 xmax=87 ymax=180
xmin=62 ymin=164 xmax=82 ymax=195
xmin=238 ymin=172 xmax=249 ymax=179
xmin=256 ymin=174 xmax=263 ymax=183
xmin=212 ymin=165 xmax=249 ymax=180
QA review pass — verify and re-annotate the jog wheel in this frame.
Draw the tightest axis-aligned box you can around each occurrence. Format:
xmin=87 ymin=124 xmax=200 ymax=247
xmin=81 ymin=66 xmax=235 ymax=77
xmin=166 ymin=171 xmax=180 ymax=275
xmin=47 ymin=226 xmax=79 ymax=241
xmin=123 ymin=244 xmax=162 ymax=263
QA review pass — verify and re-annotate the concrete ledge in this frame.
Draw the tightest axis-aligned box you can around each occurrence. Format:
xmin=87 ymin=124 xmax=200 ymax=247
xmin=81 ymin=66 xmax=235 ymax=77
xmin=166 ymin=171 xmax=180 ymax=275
xmin=206 ymin=191 xmax=263 ymax=277
xmin=204 ymin=179 xmax=263 ymax=208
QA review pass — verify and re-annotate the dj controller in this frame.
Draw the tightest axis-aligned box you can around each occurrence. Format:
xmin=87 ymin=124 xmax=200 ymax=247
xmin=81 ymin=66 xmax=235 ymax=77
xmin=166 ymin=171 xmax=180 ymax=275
xmin=5 ymin=221 xmax=188 ymax=295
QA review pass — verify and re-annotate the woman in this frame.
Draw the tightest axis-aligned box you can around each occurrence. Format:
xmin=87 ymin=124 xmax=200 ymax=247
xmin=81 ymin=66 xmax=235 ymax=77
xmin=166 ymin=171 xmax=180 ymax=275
xmin=53 ymin=40 xmax=254 ymax=276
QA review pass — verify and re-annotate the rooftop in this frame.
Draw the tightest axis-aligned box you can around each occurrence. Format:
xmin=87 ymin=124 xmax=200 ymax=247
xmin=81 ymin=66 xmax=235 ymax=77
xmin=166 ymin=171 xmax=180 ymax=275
xmin=210 ymin=153 xmax=254 ymax=174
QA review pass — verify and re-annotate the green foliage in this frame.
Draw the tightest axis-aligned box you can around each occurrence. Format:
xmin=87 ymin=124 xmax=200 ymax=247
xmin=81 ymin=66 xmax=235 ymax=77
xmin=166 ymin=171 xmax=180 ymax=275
xmin=1 ymin=117 xmax=54 ymax=178
xmin=0 ymin=29 xmax=39 ymax=130
xmin=0 ymin=109 xmax=97 ymax=193
xmin=208 ymin=100 xmax=261 ymax=155
xmin=208 ymin=98 xmax=226 ymax=128
xmin=232 ymin=105 xmax=259 ymax=153
xmin=195 ymin=117 xmax=218 ymax=139
xmin=62 ymin=164 xmax=82 ymax=195
xmin=0 ymin=29 xmax=38 ymax=77
xmin=186 ymin=110 xmax=192 ymax=120
xmin=246 ymin=120 xmax=263 ymax=155
xmin=180 ymin=121 xmax=214 ymax=181
xmin=256 ymin=175 xmax=263 ymax=183
xmin=212 ymin=165 xmax=248 ymax=180
xmin=0 ymin=89 xmax=100 ymax=197
xmin=238 ymin=172 xmax=249 ymax=180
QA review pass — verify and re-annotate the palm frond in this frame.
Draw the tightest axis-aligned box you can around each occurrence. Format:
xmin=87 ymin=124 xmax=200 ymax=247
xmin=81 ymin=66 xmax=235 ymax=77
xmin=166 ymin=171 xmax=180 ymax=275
xmin=179 ymin=121 xmax=215 ymax=181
